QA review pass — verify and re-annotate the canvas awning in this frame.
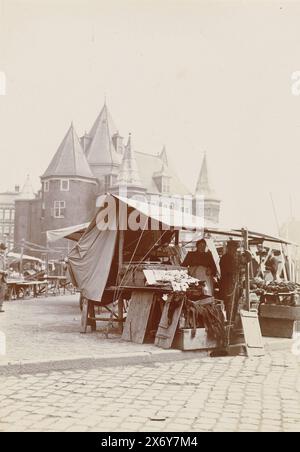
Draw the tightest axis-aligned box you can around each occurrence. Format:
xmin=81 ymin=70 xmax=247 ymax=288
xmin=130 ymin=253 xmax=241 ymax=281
xmin=114 ymin=194 xmax=206 ymax=230
xmin=200 ymin=226 xmax=294 ymax=245
xmin=7 ymin=252 xmax=43 ymax=264
xmin=47 ymin=223 xmax=90 ymax=243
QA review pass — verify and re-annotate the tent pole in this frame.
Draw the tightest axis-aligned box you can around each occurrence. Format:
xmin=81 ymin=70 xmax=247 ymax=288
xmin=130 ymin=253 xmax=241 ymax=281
xmin=242 ymin=228 xmax=251 ymax=311
xmin=20 ymin=239 xmax=25 ymax=274
xmin=118 ymin=229 xmax=124 ymax=271
xmin=118 ymin=226 xmax=125 ymax=333
xmin=175 ymin=229 xmax=179 ymax=246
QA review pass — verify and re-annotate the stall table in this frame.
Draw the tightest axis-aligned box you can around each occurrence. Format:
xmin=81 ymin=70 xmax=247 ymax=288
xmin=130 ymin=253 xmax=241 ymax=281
xmin=6 ymin=280 xmax=48 ymax=300
xmin=80 ymin=285 xmax=172 ymax=334
xmin=43 ymin=276 xmax=68 ymax=296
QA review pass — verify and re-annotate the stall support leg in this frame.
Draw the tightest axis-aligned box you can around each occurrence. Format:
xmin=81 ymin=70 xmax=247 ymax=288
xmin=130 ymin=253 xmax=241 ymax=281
xmin=88 ymin=302 xmax=97 ymax=332
xmin=81 ymin=298 xmax=89 ymax=333
xmin=118 ymin=298 xmax=124 ymax=333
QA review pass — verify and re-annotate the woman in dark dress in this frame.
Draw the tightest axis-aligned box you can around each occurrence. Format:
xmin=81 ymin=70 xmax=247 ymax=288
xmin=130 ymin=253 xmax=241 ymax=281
xmin=182 ymin=239 xmax=217 ymax=296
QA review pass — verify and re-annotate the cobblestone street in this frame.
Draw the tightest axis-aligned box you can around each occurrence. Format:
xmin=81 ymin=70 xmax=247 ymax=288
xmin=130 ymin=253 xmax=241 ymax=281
xmin=0 ymin=296 xmax=166 ymax=367
xmin=1 ymin=350 xmax=300 ymax=432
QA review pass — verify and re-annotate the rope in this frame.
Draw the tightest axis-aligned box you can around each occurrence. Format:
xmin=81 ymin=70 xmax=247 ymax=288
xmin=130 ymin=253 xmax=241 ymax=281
xmin=113 ymin=230 xmax=168 ymax=310
xmin=226 ymin=280 xmax=238 ymax=346
xmin=112 ymin=218 xmax=149 ymax=305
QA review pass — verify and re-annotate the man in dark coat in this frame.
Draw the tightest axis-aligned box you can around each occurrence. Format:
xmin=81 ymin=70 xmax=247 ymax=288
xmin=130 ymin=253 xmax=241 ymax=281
xmin=219 ymin=240 xmax=240 ymax=324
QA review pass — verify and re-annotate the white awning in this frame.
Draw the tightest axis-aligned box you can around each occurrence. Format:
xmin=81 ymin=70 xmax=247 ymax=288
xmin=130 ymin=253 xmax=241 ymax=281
xmin=7 ymin=252 xmax=43 ymax=263
xmin=47 ymin=223 xmax=90 ymax=243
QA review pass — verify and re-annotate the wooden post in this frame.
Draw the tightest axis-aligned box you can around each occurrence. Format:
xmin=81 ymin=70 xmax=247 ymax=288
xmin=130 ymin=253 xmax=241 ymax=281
xmin=20 ymin=239 xmax=25 ymax=274
xmin=242 ymin=228 xmax=251 ymax=312
xmin=117 ymin=196 xmax=125 ymax=333
xmin=46 ymin=253 xmax=49 ymax=276
xmin=117 ymin=229 xmax=125 ymax=333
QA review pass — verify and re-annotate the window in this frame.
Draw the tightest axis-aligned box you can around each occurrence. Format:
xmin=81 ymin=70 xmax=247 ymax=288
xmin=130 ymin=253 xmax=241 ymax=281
xmin=162 ymin=177 xmax=170 ymax=194
xmin=60 ymin=179 xmax=70 ymax=191
xmin=4 ymin=210 xmax=10 ymax=221
xmin=44 ymin=181 xmax=49 ymax=192
xmin=52 ymin=201 xmax=66 ymax=218
xmin=11 ymin=210 xmax=15 ymax=221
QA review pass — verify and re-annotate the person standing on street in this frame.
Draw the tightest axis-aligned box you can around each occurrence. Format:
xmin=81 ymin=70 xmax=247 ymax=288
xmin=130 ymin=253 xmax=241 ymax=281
xmin=0 ymin=243 xmax=7 ymax=313
xmin=182 ymin=239 xmax=217 ymax=296
xmin=219 ymin=240 xmax=240 ymax=324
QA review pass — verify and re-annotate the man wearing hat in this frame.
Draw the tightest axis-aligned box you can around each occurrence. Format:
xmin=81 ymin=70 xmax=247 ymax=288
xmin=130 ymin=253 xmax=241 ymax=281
xmin=0 ymin=243 xmax=7 ymax=313
xmin=219 ymin=240 xmax=241 ymax=324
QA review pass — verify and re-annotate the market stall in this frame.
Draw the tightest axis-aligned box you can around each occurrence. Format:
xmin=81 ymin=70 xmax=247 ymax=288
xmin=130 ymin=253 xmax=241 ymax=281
xmin=67 ymin=195 xmax=299 ymax=351
xmin=68 ymin=194 xmax=227 ymax=351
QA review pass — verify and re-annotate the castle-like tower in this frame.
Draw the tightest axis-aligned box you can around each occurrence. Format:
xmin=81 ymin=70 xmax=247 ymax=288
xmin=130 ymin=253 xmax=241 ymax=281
xmin=14 ymin=102 xmax=222 ymax=255
xmin=83 ymin=103 xmax=123 ymax=192
xmin=40 ymin=123 xmax=98 ymax=241
xmin=194 ymin=153 xmax=221 ymax=224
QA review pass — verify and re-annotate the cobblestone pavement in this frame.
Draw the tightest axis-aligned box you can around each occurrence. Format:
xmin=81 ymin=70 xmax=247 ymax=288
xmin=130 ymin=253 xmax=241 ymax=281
xmin=0 ymin=296 xmax=165 ymax=366
xmin=0 ymin=295 xmax=292 ymax=370
xmin=1 ymin=350 xmax=300 ymax=432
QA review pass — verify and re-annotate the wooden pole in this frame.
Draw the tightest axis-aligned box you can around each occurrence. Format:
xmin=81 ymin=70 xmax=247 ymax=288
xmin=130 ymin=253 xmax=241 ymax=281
xmin=117 ymin=202 xmax=125 ymax=333
xmin=20 ymin=239 xmax=25 ymax=274
xmin=242 ymin=228 xmax=251 ymax=312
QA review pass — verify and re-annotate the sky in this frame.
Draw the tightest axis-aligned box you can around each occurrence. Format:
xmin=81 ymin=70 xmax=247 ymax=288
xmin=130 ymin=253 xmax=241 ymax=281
xmin=0 ymin=0 xmax=300 ymax=235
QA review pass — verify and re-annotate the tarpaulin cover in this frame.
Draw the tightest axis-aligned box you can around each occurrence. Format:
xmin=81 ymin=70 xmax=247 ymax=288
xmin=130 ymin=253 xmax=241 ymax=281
xmin=47 ymin=223 xmax=90 ymax=243
xmin=68 ymin=199 xmax=118 ymax=301
xmin=7 ymin=252 xmax=43 ymax=263
xmin=115 ymin=194 xmax=205 ymax=230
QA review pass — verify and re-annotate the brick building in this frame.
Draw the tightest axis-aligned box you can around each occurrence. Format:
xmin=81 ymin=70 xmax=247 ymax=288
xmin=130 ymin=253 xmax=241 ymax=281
xmin=0 ymin=176 xmax=35 ymax=249
xmin=14 ymin=102 xmax=221 ymax=255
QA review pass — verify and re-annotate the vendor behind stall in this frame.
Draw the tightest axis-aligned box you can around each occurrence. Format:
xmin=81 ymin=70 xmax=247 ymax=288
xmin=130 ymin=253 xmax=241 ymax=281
xmin=182 ymin=239 xmax=217 ymax=296
xmin=219 ymin=240 xmax=240 ymax=324
xmin=265 ymin=250 xmax=279 ymax=281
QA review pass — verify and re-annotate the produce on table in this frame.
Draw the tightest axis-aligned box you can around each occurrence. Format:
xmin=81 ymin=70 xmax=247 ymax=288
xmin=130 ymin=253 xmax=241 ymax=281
xmin=250 ymin=279 xmax=300 ymax=307
xmin=157 ymin=270 xmax=202 ymax=292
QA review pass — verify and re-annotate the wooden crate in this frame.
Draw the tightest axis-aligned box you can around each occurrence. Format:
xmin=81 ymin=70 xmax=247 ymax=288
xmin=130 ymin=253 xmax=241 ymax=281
xmin=259 ymin=318 xmax=295 ymax=338
xmin=259 ymin=304 xmax=300 ymax=321
xmin=258 ymin=304 xmax=300 ymax=338
xmin=173 ymin=328 xmax=217 ymax=351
